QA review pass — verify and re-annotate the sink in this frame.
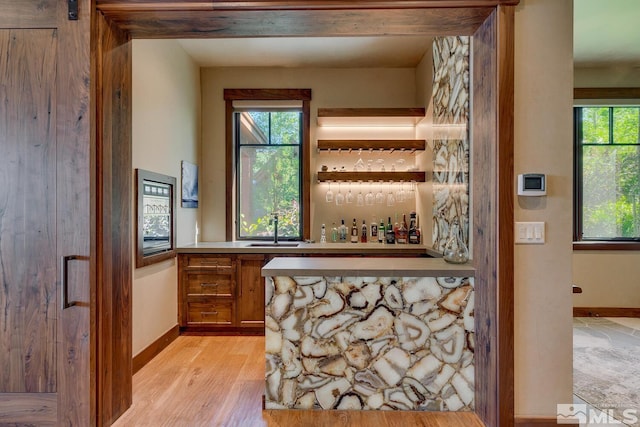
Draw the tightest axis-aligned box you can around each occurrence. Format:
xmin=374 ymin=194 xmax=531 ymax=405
xmin=247 ymin=242 xmax=300 ymax=247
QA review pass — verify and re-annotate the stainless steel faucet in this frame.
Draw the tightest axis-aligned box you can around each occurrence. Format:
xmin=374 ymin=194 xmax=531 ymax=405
xmin=270 ymin=212 xmax=279 ymax=244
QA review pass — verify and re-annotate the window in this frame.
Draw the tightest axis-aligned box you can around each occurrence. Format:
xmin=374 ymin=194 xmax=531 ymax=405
xmin=574 ymin=106 xmax=640 ymax=245
xmin=235 ymin=109 xmax=302 ymax=240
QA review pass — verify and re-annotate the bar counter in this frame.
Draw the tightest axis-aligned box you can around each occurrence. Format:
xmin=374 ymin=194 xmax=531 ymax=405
xmin=261 ymin=256 xmax=476 ymax=412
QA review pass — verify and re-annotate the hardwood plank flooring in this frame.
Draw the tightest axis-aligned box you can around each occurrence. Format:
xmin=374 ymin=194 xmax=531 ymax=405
xmin=112 ymin=336 xmax=485 ymax=427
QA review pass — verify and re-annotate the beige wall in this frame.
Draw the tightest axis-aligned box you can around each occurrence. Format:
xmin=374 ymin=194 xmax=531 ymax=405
xmin=200 ymin=67 xmax=432 ymax=243
xmin=573 ymin=67 xmax=640 ymax=308
xmin=575 ymin=65 xmax=640 ymax=88
xmin=132 ymin=39 xmax=201 ymax=356
xmin=415 ymin=47 xmax=435 ymax=245
xmin=514 ymin=0 xmax=574 ymax=417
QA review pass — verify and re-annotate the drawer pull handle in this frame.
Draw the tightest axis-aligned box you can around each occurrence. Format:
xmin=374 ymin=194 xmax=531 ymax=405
xmin=201 ymin=311 xmax=218 ymax=316
xmin=200 ymin=283 xmax=219 ymax=288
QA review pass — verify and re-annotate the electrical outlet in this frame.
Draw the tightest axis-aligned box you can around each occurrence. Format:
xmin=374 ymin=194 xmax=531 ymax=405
xmin=515 ymin=222 xmax=545 ymax=244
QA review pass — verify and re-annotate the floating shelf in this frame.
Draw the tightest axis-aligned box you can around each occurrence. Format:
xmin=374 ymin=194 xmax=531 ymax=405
xmin=317 ymin=107 xmax=426 ymax=127
xmin=317 ymin=139 xmax=426 ymax=153
xmin=317 ymin=171 xmax=426 ymax=183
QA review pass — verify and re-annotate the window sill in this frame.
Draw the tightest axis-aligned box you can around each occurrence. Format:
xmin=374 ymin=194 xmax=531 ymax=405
xmin=573 ymin=241 xmax=640 ymax=251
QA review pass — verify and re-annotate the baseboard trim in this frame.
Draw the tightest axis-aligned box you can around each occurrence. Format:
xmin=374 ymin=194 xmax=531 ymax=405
xmin=515 ymin=416 xmax=578 ymax=426
xmin=132 ymin=324 xmax=180 ymax=374
xmin=573 ymin=307 xmax=640 ymax=317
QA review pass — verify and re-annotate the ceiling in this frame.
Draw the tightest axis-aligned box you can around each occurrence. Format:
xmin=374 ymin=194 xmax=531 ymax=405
xmin=574 ymin=0 xmax=640 ymax=67
xmin=177 ymin=36 xmax=433 ymax=68
xmin=175 ymin=1 xmax=640 ymax=69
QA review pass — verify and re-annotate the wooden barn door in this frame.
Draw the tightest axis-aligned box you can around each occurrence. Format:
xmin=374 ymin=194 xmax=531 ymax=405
xmin=0 ymin=0 xmax=94 ymax=425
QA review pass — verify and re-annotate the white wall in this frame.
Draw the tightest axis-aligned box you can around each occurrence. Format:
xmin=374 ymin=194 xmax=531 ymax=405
xmin=514 ymin=0 xmax=574 ymax=417
xmin=573 ymin=67 xmax=640 ymax=308
xmin=132 ymin=39 xmax=201 ymax=356
xmin=200 ymin=67 xmax=431 ymax=243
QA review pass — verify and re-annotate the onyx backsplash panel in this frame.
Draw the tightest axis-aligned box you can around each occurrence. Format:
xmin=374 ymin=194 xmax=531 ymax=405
xmin=431 ymin=36 xmax=471 ymax=252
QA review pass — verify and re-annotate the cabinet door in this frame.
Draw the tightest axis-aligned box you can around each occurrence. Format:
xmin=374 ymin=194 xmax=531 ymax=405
xmin=237 ymin=255 xmax=266 ymax=329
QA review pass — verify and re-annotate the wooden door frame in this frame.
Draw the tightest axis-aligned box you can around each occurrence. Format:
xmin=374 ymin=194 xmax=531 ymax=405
xmin=94 ymin=1 xmax=516 ymax=425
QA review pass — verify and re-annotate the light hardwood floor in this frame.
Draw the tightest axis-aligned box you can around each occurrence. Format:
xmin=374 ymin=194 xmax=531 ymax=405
xmin=112 ymin=336 xmax=484 ymax=427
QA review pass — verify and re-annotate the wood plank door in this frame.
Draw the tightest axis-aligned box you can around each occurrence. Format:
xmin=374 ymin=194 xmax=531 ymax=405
xmin=0 ymin=0 xmax=94 ymax=425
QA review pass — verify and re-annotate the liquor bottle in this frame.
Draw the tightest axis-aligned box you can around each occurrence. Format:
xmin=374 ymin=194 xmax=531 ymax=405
xmin=393 ymin=213 xmax=400 ymax=242
xmin=361 ymin=220 xmax=368 ymax=243
xmin=397 ymin=214 xmax=408 ymax=244
xmin=378 ymin=219 xmax=385 ymax=243
xmin=415 ymin=214 xmax=422 ymax=244
xmin=320 ymin=223 xmax=327 ymax=243
xmin=408 ymin=211 xmax=419 ymax=244
xmin=339 ymin=219 xmax=347 ymax=243
xmin=331 ymin=222 xmax=338 ymax=243
xmin=351 ymin=218 xmax=359 ymax=243
xmin=386 ymin=217 xmax=395 ymax=244
xmin=370 ymin=216 xmax=378 ymax=240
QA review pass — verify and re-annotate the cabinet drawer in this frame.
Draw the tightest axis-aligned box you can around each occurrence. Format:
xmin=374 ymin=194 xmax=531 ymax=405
xmin=185 ymin=272 xmax=233 ymax=296
xmin=186 ymin=299 xmax=233 ymax=325
xmin=184 ymin=255 xmax=234 ymax=270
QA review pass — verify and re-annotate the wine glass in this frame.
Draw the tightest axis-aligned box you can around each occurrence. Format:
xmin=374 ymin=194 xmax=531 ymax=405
xmin=365 ymin=184 xmax=374 ymax=206
xmin=335 ymin=182 xmax=345 ymax=205
xmin=375 ymin=181 xmax=385 ymax=204
xmin=325 ymin=181 xmax=334 ymax=203
xmin=356 ymin=188 xmax=364 ymax=206
xmin=346 ymin=181 xmax=354 ymax=204
xmin=387 ymin=182 xmax=395 ymax=207
xmin=396 ymin=181 xmax=405 ymax=203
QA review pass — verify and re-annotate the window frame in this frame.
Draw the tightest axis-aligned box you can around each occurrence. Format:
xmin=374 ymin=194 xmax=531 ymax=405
xmin=224 ymin=89 xmax=312 ymax=242
xmin=234 ymin=109 xmax=303 ymax=241
xmin=573 ymin=88 xmax=640 ymax=250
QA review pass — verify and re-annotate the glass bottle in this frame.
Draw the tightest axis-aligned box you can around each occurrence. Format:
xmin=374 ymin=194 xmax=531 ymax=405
xmin=443 ymin=219 xmax=469 ymax=264
xmin=350 ymin=218 xmax=359 ymax=243
xmin=320 ymin=223 xmax=327 ymax=243
xmin=378 ymin=219 xmax=385 ymax=243
xmin=339 ymin=219 xmax=347 ymax=243
xmin=331 ymin=222 xmax=338 ymax=243
xmin=408 ymin=211 xmax=418 ymax=244
xmin=361 ymin=220 xmax=368 ymax=243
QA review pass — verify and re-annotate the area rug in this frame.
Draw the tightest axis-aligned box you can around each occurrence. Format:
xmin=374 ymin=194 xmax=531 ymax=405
xmin=574 ymin=318 xmax=640 ymax=426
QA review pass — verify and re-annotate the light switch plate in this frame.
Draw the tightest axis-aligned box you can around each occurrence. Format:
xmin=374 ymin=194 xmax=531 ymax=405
xmin=515 ymin=222 xmax=545 ymax=244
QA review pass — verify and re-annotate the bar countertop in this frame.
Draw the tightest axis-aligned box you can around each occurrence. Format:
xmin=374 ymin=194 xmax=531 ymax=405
xmin=177 ymin=241 xmax=442 ymax=258
xmin=261 ymin=256 xmax=474 ymax=277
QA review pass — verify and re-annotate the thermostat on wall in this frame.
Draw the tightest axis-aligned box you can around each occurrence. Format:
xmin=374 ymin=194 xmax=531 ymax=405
xmin=517 ymin=173 xmax=546 ymax=196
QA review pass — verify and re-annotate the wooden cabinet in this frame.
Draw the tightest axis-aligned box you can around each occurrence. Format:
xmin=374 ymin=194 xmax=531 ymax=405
xmin=237 ymin=255 xmax=266 ymax=329
xmin=178 ymin=254 xmax=265 ymax=333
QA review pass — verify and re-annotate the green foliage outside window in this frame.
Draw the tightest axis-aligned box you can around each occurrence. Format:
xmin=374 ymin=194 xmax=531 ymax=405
xmin=237 ymin=111 xmax=302 ymax=239
xmin=578 ymin=106 xmax=640 ymax=240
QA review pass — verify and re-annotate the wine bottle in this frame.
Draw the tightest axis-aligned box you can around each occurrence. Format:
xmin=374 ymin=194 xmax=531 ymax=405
xmin=416 ymin=214 xmax=422 ymax=244
xmin=339 ymin=219 xmax=347 ymax=243
xmin=378 ymin=219 xmax=385 ymax=243
xmin=361 ymin=220 xmax=368 ymax=243
xmin=351 ymin=218 xmax=359 ymax=243
xmin=386 ymin=217 xmax=395 ymax=244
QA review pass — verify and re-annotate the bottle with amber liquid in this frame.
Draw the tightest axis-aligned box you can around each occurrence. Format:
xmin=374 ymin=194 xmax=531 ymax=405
xmin=361 ymin=220 xmax=368 ymax=243
xmin=408 ymin=211 xmax=419 ymax=244
xmin=397 ymin=214 xmax=408 ymax=244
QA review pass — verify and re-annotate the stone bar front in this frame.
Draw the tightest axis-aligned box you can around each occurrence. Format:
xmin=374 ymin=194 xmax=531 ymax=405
xmin=262 ymin=257 xmax=475 ymax=411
